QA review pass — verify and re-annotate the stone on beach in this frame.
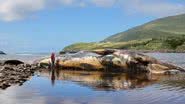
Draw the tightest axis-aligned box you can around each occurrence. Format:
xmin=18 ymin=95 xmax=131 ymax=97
xmin=0 ymin=60 xmax=24 ymax=66
xmin=0 ymin=51 xmax=6 ymax=55
xmin=0 ymin=60 xmax=38 ymax=89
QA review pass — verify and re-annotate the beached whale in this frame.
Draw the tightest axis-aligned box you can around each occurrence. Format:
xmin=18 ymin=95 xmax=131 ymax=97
xmin=38 ymin=50 xmax=185 ymax=74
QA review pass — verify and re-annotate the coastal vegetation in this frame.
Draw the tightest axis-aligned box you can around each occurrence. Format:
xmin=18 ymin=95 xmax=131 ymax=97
xmin=103 ymin=14 xmax=185 ymax=42
xmin=63 ymin=14 xmax=185 ymax=52
xmin=63 ymin=35 xmax=185 ymax=52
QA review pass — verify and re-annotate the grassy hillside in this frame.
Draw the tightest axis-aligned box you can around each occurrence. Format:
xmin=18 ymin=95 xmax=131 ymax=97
xmin=63 ymin=14 xmax=185 ymax=51
xmin=63 ymin=35 xmax=185 ymax=51
xmin=103 ymin=14 xmax=185 ymax=42
xmin=63 ymin=39 xmax=152 ymax=51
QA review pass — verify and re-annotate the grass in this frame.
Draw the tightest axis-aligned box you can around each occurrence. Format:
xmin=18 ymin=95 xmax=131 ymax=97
xmin=103 ymin=14 xmax=185 ymax=42
xmin=63 ymin=14 xmax=185 ymax=52
xmin=63 ymin=35 xmax=185 ymax=52
xmin=63 ymin=39 xmax=152 ymax=51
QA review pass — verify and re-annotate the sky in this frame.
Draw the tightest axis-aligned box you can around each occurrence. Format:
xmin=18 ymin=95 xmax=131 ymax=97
xmin=0 ymin=0 xmax=184 ymax=53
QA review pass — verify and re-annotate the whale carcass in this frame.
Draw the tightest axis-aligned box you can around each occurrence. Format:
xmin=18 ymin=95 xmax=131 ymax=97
xmin=38 ymin=50 xmax=185 ymax=74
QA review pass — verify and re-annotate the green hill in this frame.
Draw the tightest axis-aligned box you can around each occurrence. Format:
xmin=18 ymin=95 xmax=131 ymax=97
xmin=63 ymin=36 xmax=185 ymax=52
xmin=63 ymin=39 xmax=152 ymax=51
xmin=103 ymin=14 xmax=185 ymax=42
xmin=63 ymin=14 xmax=185 ymax=51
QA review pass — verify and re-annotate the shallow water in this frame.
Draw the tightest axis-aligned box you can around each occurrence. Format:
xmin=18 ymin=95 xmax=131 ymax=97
xmin=146 ymin=53 xmax=185 ymax=68
xmin=0 ymin=53 xmax=185 ymax=104
xmin=0 ymin=54 xmax=48 ymax=64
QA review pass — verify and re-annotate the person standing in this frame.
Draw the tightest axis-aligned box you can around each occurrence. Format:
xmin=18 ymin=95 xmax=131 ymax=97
xmin=50 ymin=52 xmax=56 ymax=86
xmin=51 ymin=52 xmax=55 ymax=67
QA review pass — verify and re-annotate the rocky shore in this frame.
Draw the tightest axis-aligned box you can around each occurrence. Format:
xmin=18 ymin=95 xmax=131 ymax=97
xmin=39 ymin=49 xmax=185 ymax=74
xmin=0 ymin=51 xmax=6 ymax=55
xmin=1 ymin=49 xmax=185 ymax=89
xmin=0 ymin=60 xmax=38 ymax=89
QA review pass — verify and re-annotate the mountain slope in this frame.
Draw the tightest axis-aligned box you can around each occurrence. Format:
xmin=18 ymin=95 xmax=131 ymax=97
xmin=63 ymin=14 xmax=185 ymax=51
xmin=103 ymin=14 xmax=185 ymax=42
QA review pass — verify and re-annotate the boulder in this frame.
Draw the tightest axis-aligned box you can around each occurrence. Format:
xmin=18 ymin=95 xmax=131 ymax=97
xmin=0 ymin=60 xmax=24 ymax=66
xmin=0 ymin=63 xmax=38 ymax=89
xmin=0 ymin=51 xmax=6 ymax=55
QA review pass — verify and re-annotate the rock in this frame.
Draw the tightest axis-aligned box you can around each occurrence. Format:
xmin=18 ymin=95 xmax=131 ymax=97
xmin=39 ymin=58 xmax=51 ymax=68
xmin=0 ymin=63 xmax=39 ymax=89
xmin=0 ymin=60 xmax=24 ymax=66
xmin=0 ymin=51 xmax=6 ymax=55
xmin=0 ymin=82 xmax=10 ymax=89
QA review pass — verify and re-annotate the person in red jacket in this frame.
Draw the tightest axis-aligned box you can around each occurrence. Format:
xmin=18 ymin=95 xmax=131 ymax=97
xmin=51 ymin=52 xmax=55 ymax=67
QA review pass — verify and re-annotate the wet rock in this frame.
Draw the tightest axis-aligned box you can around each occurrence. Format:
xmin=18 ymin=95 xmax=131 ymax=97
xmin=0 ymin=51 xmax=6 ymax=55
xmin=0 ymin=62 xmax=39 ymax=89
xmin=0 ymin=60 xmax=24 ymax=66
xmin=0 ymin=82 xmax=10 ymax=89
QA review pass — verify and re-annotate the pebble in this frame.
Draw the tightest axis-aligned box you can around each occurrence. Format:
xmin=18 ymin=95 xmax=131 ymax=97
xmin=0 ymin=64 xmax=39 ymax=89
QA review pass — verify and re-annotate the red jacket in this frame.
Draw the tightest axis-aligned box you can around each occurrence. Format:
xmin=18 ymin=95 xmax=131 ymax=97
xmin=51 ymin=53 xmax=55 ymax=63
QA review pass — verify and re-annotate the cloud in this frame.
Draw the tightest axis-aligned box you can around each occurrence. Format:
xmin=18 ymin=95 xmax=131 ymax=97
xmin=59 ymin=0 xmax=87 ymax=7
xmin=0 ymin=0 xmax=45 ymax=21
xmin=59 ymin=0 xmax=76 ymax=6
xmin=90 ymin=0 xmax=116 ymax=7
xmin=122 ymin=0 xmax=185 ymax=17
xmin=0 ymin=0 xmax=184 ymax=21
xmin=0 ymin=0 xmax=85 ymax=21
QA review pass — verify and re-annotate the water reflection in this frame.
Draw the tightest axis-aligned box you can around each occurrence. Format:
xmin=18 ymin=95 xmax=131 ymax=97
xmin=37 ymin=68 xmax=175 ymax=91
xmin=1 ymin=69 xmax=185 ymax=104
xmin=49 ymin=66 xmax=60 ymax=86
xmin=51 ymin=68 xmax=55 ymax=86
